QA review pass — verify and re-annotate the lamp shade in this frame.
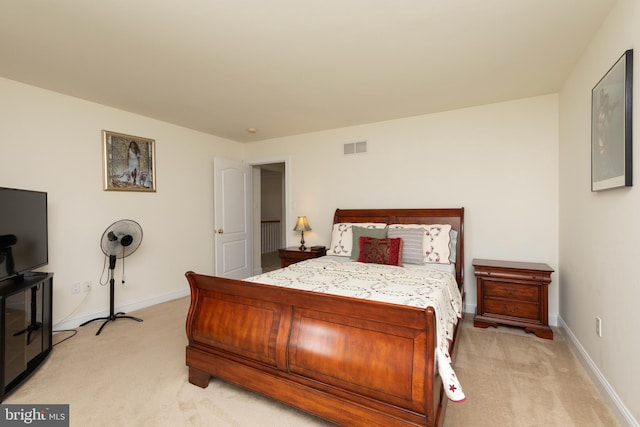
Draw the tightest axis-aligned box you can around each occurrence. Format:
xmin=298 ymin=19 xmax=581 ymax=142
xmin=293 ymin=216 xmax=311 ymax=232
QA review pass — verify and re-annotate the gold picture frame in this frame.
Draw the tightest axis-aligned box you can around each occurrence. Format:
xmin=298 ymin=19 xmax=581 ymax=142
xmin=102 ymin=130 xmax=156 ymax=192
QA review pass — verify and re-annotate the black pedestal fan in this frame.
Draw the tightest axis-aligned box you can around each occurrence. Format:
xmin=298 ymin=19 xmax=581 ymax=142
xmin=80 ymin=219 xmax=144 ymax=336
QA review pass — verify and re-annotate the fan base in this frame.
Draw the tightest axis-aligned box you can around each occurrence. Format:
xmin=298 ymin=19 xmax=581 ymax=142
xmin=80 ymin=312 xmax=143 ymax=336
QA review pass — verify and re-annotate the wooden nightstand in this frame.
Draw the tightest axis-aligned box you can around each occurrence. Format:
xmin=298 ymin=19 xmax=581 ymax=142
xmin=278 ymin=246 xmax=326 ymax=268
xmin=473 ymin=259 xmax=553 ymax=339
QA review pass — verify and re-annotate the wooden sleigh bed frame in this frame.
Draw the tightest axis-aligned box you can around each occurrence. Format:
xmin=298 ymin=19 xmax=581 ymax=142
xmin=185 ymin=208 xmax=465 ymax=427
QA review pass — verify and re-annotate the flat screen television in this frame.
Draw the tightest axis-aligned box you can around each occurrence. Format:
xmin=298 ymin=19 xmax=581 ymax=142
xmin=0 ymin=187 xmax=48 ymax=282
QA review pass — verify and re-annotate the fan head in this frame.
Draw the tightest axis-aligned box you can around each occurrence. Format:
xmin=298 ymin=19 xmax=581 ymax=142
xmin=101 ymin=219 xmax=143 ymax=259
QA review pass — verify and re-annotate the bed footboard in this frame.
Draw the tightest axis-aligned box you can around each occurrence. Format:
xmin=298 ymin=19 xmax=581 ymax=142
xmin=185 ymin=272 xmax=447 ymax=427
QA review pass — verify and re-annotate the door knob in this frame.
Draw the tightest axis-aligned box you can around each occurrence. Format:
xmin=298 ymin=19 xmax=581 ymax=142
xmin=216 ymin=229 xmax=224 ymax=234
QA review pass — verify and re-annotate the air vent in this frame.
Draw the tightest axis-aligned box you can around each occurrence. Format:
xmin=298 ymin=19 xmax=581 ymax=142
xmin=344 ymin=141 xmax=367 ymax=155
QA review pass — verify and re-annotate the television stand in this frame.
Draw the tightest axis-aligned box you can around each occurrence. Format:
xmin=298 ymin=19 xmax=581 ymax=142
xmin=0 ymin=272 xmax=53 ymax=401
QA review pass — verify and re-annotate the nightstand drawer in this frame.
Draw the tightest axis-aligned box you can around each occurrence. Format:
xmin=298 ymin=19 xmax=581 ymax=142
xmin=278 ymin=246 xmax=326 ymax=268
xmin=474 ymin=270 xmax=551 ymax=282
xmin=283 ymin=251 xmax=315 ymax=261
xmin=484 ymin=298 xmax=540 ymax=321
xmin=483 ymin=281 xmax=539 ymax=302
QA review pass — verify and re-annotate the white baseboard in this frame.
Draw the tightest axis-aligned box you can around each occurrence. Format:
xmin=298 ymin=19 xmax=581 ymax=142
xmin=53 ymin=287 xmax=190 ymax=331
xmin=558 ymin=316 xmax=638 ymax=427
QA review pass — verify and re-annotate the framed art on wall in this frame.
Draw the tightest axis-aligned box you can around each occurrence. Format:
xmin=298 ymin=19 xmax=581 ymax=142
xmin=591 ymin=49 xmax=633 ymax=191
xmin=102 ymin=130 xmax=156 ymax=192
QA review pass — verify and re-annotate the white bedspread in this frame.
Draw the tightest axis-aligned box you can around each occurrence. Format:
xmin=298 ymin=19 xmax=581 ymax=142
xmin=246 ymin=257 xmax=465 ymax=402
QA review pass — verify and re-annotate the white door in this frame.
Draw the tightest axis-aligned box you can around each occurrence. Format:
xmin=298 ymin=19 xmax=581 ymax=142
xmin=214 ymin=157 xmax=253 ymax=279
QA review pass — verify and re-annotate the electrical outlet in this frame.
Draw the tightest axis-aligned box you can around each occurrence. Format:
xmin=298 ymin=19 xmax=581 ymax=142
xmin=83 ymin=281 xmax=92 ymax=292
xmin=71 ymin=283 xmax=80 ymax=294
xmin=595 ymin=317 xmax=602 ymax=337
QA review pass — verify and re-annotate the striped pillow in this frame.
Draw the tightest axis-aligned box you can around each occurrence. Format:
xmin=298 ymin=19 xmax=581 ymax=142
xmin=388 ymin=227 xmax=425 ymax=264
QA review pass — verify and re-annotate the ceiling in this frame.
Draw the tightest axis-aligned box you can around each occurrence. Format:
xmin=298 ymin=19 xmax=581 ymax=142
xmin=0 ymin=1 xmax=616 ymax=143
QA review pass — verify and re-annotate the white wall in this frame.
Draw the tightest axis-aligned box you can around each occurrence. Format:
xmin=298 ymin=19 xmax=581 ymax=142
xmin=246 ymin=95 xmax=560 ymax=319
xmin=0 ymin=77 xmax=244 ymax=329
xmin=559 ymin=0 xmax=639 ymax=424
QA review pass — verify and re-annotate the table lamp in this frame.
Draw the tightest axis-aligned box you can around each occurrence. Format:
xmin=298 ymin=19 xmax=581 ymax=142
xmin=293 ymin=216 xmax=311 ymax=250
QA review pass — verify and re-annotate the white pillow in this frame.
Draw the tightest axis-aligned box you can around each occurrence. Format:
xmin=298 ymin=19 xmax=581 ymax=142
xmin=327 ymin=223 xmax=387 ymax=256
xmin=388 ymin=223 xmax=452 ymax=264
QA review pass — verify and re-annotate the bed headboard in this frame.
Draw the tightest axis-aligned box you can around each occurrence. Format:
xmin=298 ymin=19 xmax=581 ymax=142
xmin=333 ymin=208 xmax=465 ymax=288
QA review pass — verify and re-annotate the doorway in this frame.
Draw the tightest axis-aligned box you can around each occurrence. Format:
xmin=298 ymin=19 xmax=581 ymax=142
xmin=253 ymin=162 xmax=286 ymax=273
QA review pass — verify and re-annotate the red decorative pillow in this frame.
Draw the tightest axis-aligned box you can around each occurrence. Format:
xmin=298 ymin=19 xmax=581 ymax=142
xmin=357 ymin=236 xmax=403 ymax=266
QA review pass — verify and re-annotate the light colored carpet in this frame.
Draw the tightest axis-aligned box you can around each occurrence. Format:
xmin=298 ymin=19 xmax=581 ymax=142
xmin=4 ymin=298 xmax=620 ymax=427
xmin=444 ymin=317 xmax=621 ymax=427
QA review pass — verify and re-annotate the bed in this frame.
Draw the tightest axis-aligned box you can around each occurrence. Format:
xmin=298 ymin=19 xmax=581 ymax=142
xmin=185 ymin=208 xmax=465 ymax=427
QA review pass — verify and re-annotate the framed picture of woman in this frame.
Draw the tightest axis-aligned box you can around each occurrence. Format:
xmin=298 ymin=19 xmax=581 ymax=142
xmin=102 ymin=130 xmax=156 ymax=192
xmin=591 ymin=49 xmax=633 ymax=191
